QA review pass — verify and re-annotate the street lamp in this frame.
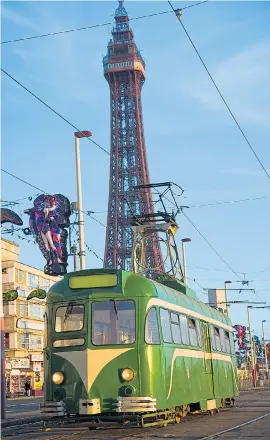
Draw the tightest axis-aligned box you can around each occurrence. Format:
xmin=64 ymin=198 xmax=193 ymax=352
xmin=262 ymin=320 xmax=269 ymax=379
xmin=181 ymin=238 xmax=191 ymax=284
xmin=224 ymin=281 xmax=232 ymax=315
xmin=74 ymin=130 xmax=92 ymax=270
xmin=247 ymin=305 xmax=269 ymax=387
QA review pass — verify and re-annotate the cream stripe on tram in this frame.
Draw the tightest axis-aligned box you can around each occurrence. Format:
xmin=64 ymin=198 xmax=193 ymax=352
xmin=146 ymin=298 xmax=233 ymax=332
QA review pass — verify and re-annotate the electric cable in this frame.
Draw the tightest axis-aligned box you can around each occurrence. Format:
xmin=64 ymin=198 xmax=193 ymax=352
xmin=1 ymin=1 xmax=208 ymax=45
xmin=168 ymin=1 xmax=270 ymax=182
xmin=1 ymin=68 xmax=110 ymax=156
xmin=182 ymin=210 xmax=242 ymax=280
xmin=190 ymin=195 xmax=270 ymax=208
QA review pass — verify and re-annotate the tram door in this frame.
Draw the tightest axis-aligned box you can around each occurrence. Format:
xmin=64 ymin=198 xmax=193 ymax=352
xmin=201 ymin=322 xmax=215 ymax=398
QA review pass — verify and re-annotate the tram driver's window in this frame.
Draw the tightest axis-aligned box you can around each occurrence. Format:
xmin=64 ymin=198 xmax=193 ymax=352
xmin=92 ymin=300 xmax=135 ymax=345
xmin=160 ymin=308 xmax=172 ymax=343
xmin=55 ymin=304 xmax=84 ymax=333
xmin=145 ymin=307 xmax=160 ymax=344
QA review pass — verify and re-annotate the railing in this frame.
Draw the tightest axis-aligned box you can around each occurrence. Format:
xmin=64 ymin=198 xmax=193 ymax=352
xmin=239 ymin=377 xmax=270 ymax=389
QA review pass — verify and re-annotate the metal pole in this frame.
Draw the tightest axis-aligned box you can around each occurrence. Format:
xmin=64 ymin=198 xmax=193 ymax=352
xmin=247 ymin=307 xmax=256 ymax=387
xmin=224 ymin=283 xmax=229 ymax=316
xmin=182 ymin=241 xmax=187 ymax=284
xmin=262 ymin=321 xmax=269 ymax=378
xmin=75 ymin=136 xmax=86 ymax=270
xmin=73 ymin=247 xmax=78 ymax=272
xmin=0 ymin=286 xmax=6 ymax=419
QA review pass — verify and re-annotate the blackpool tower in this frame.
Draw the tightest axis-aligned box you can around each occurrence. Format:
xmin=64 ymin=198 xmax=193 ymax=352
xmin=103 ymin=1 xmax=163 ymax=272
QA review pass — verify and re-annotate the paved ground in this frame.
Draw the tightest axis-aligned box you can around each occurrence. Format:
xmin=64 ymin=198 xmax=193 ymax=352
xmin=2 ymin=389 xmax=270 ymax=439
xmin=5 ymin=397 xmax=41 ymax=418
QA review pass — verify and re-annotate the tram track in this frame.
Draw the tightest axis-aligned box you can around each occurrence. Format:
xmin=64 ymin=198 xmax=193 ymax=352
xmin=2 ymin=391 xmax=270 ymax=440
xmin=198 ymin=411 xmax=270 ymax=439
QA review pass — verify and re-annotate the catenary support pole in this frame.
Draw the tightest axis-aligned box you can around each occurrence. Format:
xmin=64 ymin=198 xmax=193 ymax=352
xmin=247 ymin=307 xmax=256 ymax=387
xmin=75 ymin=136 xmax=86 ymax=270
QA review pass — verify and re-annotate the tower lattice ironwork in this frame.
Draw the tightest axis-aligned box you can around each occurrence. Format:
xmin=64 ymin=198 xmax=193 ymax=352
xmin=103 ymin=1 xmax=164 ymax=273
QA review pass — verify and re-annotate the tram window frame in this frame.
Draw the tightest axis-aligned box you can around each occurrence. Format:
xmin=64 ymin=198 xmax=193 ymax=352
xmin=44 ymin=312 xmax=48 ymax=348
xmin=214 ymin=327 xmax=221 ymax=351
xmin=179 ymin=314 xmax=190 ymax=345
xmin=145 ymin=307 xmax=160 ymax=345
xmin=53 ymin=338 xmax=85 ymax=348
xmin=210 ymin=326 xmax=216 ymax=351
xmin=188 ymin=318 xmax=198 ymax=347
xmin=224 ymin=330 xmax=231 ymax=353
xmin=229 ymin=332 xmax=235 ymax=354
xmin=160 ymin=308 xmax=172 ymax=343
xmin=170 ymin=312 xmax=181 ymax=344
xmin=220 ymin=328 xmax=226 ymax=352
xmin=195 ymin=320 xmax=202 ymax=347
xmin=55 ymin=304 xmax=85 ymax=333
xmin=92 ymin=300 xmax=136 ymax=346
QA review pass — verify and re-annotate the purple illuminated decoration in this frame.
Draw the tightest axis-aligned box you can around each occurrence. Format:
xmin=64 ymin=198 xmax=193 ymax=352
xmin=0 ymin=208 xmax=23 ymax=226
xmin=24 ymin=194 xmax=71 ymax=276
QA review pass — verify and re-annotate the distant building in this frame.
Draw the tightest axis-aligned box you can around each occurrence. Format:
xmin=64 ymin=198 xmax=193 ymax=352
xmin=1 ymin=238 xmax=59 ymax=396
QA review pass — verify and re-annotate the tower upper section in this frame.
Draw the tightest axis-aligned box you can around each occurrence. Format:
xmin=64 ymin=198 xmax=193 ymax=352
xmin=103 ymin=1 xmax=145 ymax=79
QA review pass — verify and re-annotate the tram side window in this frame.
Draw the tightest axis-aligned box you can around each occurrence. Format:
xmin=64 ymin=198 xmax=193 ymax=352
xmin=229 ymin=332 xmax=235 ymax=354
xmin=214 ymin=327 xmax=221 ymax=351
xmin=220 ymin=328 xmax=226 ymax=352
xmin=188 ymin=318 xmax=198 ymax=346
xmin=195 ymin=320 xmax=202 ymax=347
xmin=179 ymin=315 xmax=190 ymax=345
xmin=160 ymin=309 xmax=172 ymax=343
xmin=170 ymin=313 xmax=181 ymax=344
xmin=145 ymin=307 xmax=160 ymax=344
xmin=55 ymin=304 xmax=84 ymax=333
xmin=224 ymin=331 xmax=231 ymax=353
xmin=210 ymin=326 xmax=216 ymax=351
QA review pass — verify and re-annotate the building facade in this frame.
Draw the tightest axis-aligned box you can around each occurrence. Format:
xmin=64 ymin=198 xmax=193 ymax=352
xmin=103 ymin=1 xmax=163 ymax=273
xmin=1 ymin=238 xmax=58 ymax=396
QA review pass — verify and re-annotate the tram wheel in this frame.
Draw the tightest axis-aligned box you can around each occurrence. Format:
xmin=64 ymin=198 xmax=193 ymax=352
xmin=181 ymin=404 xmax=189 ymax=417
xmin=175 ymin=415 xmax=181 ymax=424
xmin=208 ymin=409 xmax=215 ymax=415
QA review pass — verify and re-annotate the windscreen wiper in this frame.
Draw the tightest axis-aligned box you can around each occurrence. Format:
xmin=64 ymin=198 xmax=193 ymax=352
xmin=110 ymin=299 xmax=118 ymax=320
xmin=64 ymin=302 xmax=74 ymax=323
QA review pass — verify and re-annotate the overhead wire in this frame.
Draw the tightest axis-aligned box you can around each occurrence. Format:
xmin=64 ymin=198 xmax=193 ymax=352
xmin=182 ymin=210 xmax=242 ymax=281
xmin=190 ymin=195 xmax=270 ymax=208
xmin=1 ymin=68 xmax=110 ymax=156
xmin=1 ymin=1 xmax=208 ymax=45
xmin=1 ymin=1 xmax=255 ymax=284
xmin=1 ymin=171 xmax=104 ymax=261
xmin=168 ymin=1 xmax=270 ymax=182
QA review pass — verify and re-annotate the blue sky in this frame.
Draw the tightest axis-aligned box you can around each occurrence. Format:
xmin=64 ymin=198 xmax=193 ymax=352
xmin=2 ymin=1 xmax=270 ymax=340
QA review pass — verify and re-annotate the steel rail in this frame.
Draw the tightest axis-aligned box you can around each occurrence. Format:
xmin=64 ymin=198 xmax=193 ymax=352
xmin=199 ymin=412 xmax=270 ymax=439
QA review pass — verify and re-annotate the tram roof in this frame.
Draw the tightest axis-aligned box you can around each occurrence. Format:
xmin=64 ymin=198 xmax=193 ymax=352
xmin=47 ymin=269 xmax=231 ymax=328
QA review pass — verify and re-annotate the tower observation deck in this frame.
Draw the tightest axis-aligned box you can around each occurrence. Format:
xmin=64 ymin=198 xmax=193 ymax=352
xmin=103 ymin=1 xmax=164 ymax=273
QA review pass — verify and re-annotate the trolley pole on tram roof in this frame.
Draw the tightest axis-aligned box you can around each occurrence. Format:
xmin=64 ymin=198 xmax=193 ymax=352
xmin=74 ymin=130 xmax=92 ymax=271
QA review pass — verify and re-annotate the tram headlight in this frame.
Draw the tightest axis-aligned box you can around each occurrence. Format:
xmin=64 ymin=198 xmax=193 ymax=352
xmin=121 ymin=368 xmax=134 ymax=382
xmin=52 ymin=372 xmax=64 ymax=385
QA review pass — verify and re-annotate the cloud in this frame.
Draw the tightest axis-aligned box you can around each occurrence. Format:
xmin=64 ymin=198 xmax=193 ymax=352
xmin=1 ymin=4 xmax=41 ymax=32
xmin=180 ymin=40 xmax=270 ymax=127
